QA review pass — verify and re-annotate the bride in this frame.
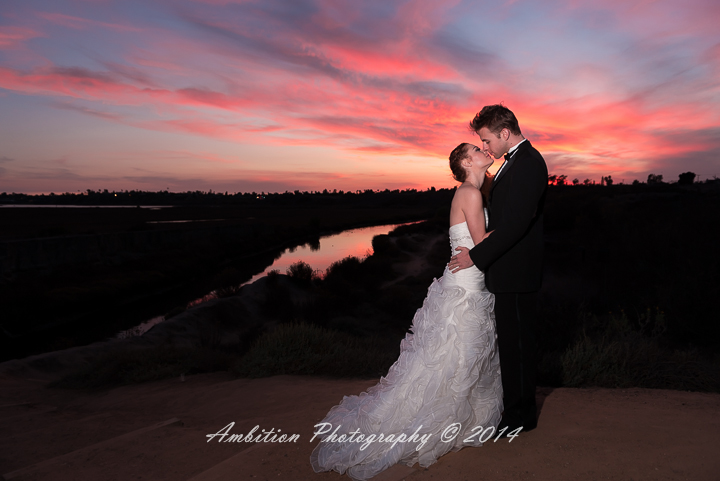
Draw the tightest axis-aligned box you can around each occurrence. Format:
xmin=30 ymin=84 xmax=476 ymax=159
xmin=310 ymin=143 xmax=503 ymax=480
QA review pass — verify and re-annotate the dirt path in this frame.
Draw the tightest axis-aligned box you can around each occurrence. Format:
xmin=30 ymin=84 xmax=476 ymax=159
xmin=1 ymin=372 xmax=718 ymax=481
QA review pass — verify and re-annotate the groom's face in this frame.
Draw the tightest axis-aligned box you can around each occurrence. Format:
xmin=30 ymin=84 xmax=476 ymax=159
xmin=478 ymin=127 xmax=508 ymax=160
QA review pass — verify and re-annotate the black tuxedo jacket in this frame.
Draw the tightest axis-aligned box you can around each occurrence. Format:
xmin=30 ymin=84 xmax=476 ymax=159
xmin=469 ymin=140 xmax=548 ymax=293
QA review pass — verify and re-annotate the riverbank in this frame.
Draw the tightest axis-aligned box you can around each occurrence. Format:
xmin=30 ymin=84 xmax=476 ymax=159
xmin=0 ymin=219 xmax=449 ymax=389
xmin=0 ymin=192 xmax=452 ymax=362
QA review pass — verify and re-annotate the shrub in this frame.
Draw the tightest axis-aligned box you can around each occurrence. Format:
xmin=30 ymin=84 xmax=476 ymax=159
xmin=324 ymin=256 xmax=363 ymax=280
xmin=286 ymin=261 xmax=318 ymax=286
xmin=371 ymin=234 xmax=399 ymax=256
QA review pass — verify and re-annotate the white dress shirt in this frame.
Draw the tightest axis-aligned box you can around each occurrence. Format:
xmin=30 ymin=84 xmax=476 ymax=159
xmin=495 ymin=138 xmax=527 ymax=179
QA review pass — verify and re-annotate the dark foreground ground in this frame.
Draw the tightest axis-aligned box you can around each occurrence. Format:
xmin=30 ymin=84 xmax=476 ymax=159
xmin=1 ymin=371 xmax=719 ymax=481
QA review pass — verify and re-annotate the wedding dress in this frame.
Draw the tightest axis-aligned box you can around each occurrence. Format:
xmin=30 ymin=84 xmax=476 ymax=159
xmin=310 ymin=220 xmax=503 ymax=480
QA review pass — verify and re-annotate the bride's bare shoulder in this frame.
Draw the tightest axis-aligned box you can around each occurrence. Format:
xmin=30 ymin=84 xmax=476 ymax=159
xmin=452 ymin=184 xmax=481 ymax=206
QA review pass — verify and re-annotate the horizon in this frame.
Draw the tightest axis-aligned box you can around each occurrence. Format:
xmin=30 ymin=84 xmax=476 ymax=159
xmin=1 ymin=173 xmax=709 ymax=198
xmin=0 ymin=172 xmax=708 ymax=197
xmin=1 ymin=0 xmax=719 ymax=193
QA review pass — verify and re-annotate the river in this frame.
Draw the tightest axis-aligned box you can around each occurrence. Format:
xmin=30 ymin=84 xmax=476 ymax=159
xmin=117 ymin=221 xmax=417 ymax=338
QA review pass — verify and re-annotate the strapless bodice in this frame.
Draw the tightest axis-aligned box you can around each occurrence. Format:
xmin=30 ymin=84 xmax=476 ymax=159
xmin=444 ymin=221 xmax=485 ymax=289
xmin=449 ymin=221 xmax=475 ymax=252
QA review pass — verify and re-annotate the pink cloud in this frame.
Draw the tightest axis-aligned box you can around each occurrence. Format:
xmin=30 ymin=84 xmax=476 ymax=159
xmin=0 ymin=26 xmax=42 ymax=49
xmin=2 ymin=0 xmax=718 ymax=192
xmin=38 ymin=12 xmax=143 ymax=32
xmin=0 ymin=65 xmax=169 ymax=103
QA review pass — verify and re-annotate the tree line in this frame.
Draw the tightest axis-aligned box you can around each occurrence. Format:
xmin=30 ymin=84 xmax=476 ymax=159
xmin=1 ymin=171 xmax=714 ymax=205
xmin=548 ymin=171 xmax=705 ymax=186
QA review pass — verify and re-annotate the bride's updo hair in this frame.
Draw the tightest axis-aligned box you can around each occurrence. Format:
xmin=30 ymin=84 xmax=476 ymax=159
xmin=449 ymin=143 xmax=471 ymax=182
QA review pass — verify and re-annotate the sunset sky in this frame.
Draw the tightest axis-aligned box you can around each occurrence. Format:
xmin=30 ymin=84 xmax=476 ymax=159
xmin=1 ymin=0 xmax=719 ymax=194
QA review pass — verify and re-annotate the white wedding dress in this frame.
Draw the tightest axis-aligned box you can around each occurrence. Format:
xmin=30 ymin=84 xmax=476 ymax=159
xmin=310 ymin=220 xmax=503 ymax=480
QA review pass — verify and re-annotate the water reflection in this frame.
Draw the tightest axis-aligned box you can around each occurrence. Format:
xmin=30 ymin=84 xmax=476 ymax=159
xmin=146 ymin=219 xmax=227 ymax=224
xmin=116 ymin=221 xmax=416 ymax=338
xmin=241 ymin=222 xmax=409 ymax=286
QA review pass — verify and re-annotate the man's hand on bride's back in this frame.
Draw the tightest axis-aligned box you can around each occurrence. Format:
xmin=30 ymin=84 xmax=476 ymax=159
xmin=449 ymin=246 xmax=474 ymax=273
xmin=449 ymin=231 xmax=493 ymax=273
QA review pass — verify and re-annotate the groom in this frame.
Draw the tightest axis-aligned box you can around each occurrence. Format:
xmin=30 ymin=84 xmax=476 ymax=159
xmin=449 ymin=104 xmax=548 ymax=434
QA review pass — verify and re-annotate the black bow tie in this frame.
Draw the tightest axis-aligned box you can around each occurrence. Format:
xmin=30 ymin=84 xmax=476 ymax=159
xmin=504 ymin=152 xmax=512 ymax=161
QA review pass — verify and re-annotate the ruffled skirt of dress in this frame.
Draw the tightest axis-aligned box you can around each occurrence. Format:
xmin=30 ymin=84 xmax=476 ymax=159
xmin=310 ymin=266 xmax=503 ymax=480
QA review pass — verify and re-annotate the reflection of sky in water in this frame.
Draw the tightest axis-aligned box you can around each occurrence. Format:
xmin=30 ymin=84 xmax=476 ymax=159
xmin=118 ymin=222 xmax=413 ymax=338
xmin=146 ymin=219 xmax=225 ymax=223
xmin=242 ymin=223 xmax=408 ymax=285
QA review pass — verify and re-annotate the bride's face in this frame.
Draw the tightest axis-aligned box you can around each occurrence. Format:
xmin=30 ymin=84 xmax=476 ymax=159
xmin=467 ymin=144 xmax=494 ymax=172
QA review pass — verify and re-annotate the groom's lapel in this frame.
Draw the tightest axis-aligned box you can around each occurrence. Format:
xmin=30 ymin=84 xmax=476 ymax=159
xmin=491 ymin=156 xmax=515 ymax=191
xmin=491 ymin=141 xmax=529 ymax=192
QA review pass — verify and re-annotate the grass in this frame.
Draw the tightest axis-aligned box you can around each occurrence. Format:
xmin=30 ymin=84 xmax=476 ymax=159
xmin=232 ymin=322 xmax=399 ymax=378
xmin=560 ymin=309 xmax=720 ymax=392
xmin=49 ymin=345 xmax=235 ymax=390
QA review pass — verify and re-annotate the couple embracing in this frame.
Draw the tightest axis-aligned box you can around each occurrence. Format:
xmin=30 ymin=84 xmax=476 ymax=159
xmin=311 ymin=104 xmax=548 ymax=480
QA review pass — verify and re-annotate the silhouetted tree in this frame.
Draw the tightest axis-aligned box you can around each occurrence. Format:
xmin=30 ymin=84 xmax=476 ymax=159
xmin=287 ymin=261 xmax=318 ymax=286
xmin=557 ymin=175 xmax=568 ymax=186
xmin=572 ymin=178 xmax=579 ymax=186
xmin=548 ymin=174 xmax=557 ymax=185
xmin=678 ymin=172 xmax=696 ymax=185
xmin=648 ymin=174 xmax=663 ymax=184
xmin=583 ymin=179 xmax=591 ymax=185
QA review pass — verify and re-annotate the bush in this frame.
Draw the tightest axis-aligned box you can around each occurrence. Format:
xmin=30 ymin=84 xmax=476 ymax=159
xmin=324 ymin=256 xmax=363 ymax=280
xmin=286 ymin=261 xmax=318 ymax=286
xmin=371 ymin=234 xmax=399 ymax=256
